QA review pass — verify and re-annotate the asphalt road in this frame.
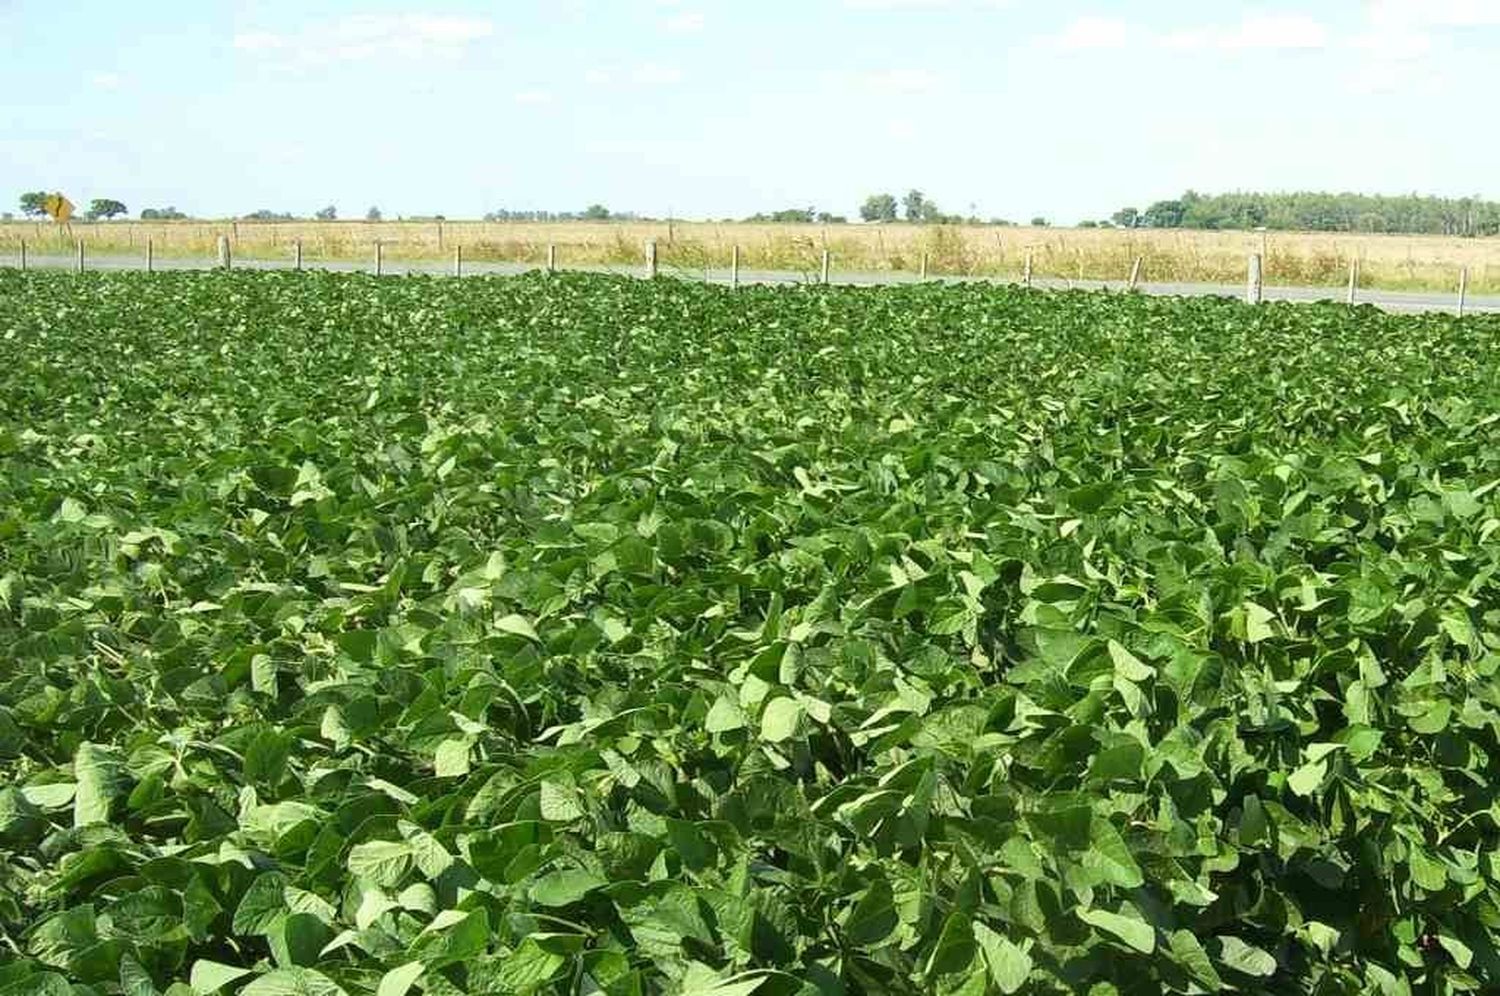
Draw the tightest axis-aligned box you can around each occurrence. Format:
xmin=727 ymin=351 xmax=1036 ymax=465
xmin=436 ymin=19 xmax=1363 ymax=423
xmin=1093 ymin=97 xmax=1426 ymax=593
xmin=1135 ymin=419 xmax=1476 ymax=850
xmin=7 ymin=252 xmax=1495 ymax=315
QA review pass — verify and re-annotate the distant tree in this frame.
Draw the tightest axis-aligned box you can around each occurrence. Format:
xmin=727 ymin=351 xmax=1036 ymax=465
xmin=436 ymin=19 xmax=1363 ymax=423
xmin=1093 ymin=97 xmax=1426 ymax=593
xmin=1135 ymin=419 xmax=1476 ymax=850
xmin=1098 ymin=220 xmax=1114 ymax=228
xmin=1141 ymin=199 xmax=1186 ymax=228
xmin=140 ymin=206 xmax=187 ymax=220
xmin=1030 ymin=216 xmax=1050 ymax=227
xmin=903 ymin=189 xmax=928 ymax=223
xmin=366 ymin=206 xmax=382 ymax=222
xmin=242 ymin=209 xmax=296 ymax=221
xmin=315 ymin=205 xmax=337 ymax=221
xmin=859 ymin=194 xmax=898 ymax=223
xmin=582 ymin=204 xmax=610 ymax=220
xmin=1 ymin=212 xmax=11 ymax=221
xmin=816 ymin=212 xmax=847 ymax=224
xmin=1111 ymin=207 xmax=1140 ymax=228
xmin=19 ymin=191 xmax=48 ymax=218
xmin=85 ymin=198 xmax=128 ymax=221
xmin=1077 ymin=220 xmax=1097 ymax=228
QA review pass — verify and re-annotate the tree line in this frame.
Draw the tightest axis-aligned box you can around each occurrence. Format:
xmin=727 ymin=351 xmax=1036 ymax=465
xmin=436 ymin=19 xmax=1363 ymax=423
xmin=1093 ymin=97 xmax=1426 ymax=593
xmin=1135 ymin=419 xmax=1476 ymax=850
xmin=1112 ymin=190 xmax=1500 ymax=235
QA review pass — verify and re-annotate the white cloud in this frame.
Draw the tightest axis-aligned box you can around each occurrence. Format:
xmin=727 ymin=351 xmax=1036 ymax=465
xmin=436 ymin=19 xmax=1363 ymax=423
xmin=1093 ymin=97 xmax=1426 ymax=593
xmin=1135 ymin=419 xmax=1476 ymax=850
xmin=232 ymin=14 xmax=494 ymax=65
xmin=663 ymin=10 xmax=705 ymax=32
xmin=514 ymin=89 xmax=554 ymax=105
xmin=1368 ymin=0 xmax=1500 ymax=28
xmin=585 ymin=64 xmax=683 ymax=86
xmin=843 ymin=0 xmax=1008 ymax=9
xmin=631 ymin=63 xmax=683 ymax=85
xmin=92 ymin=72 xmax=122 ymax=89
xmin=833 ymin=68 xmax=946 ymax=94
xmin=1053 ymin=15 xmax=1129 ymax=50
xmin=1160 ymin=13 xmax=1326 ymax=51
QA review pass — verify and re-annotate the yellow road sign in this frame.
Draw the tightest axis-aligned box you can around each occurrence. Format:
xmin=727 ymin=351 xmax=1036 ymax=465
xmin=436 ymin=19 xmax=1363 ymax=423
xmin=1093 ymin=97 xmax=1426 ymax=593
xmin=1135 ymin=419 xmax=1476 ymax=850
xmin=43 ymin=194 xmax=74 ymax=222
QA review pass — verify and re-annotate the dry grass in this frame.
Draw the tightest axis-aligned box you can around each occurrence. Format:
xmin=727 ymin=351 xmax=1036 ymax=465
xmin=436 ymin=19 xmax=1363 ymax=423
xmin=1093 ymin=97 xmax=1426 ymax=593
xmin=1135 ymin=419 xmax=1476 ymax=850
xmin=1 ymin=219 xmax=1497 ymax=292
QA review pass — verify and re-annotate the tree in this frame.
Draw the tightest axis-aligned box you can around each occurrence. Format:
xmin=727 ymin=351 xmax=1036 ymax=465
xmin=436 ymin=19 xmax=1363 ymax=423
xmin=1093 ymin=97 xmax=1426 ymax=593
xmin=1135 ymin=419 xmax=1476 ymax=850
xmin=582 ymin=204 xmax=610 ymax=220
xmin=1030 ymin=217 xmax=1050 ymax=227
xmin=140 ymin=206 xmax=187 ymax=220
xmin=19 ymin=191 xmax=48 ymax=218
xmin=903 ymin=189 xmax=929 ymax=223
xmin=1141 ymin=200 xmax=1186 ymax=228
xmin=366 ymin=206 xmax=382 ymax=222
xmin=315 ymin=205 xmax=337 ymax=221
xmin=242 ymin=210 xmax=295 ymax=221
xmin=85 ymin=199 xmax=128 ymax=221
xmin=859 ymin=194 xmax=897 ymax=223
xmin=1111 ymin=207 xmax=1140 ymax=228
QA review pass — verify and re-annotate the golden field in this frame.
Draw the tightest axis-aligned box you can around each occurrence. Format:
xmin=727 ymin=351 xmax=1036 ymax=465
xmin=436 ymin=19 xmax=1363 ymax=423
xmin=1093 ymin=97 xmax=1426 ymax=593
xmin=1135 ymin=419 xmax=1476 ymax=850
xmin=2 ymin=219 xmax=1497 ymax=292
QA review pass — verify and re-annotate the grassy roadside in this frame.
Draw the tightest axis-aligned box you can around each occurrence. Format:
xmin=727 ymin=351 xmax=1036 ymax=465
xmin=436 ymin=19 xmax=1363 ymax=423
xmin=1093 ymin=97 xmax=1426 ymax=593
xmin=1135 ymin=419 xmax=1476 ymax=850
xmin=0 ymin=219 xmax=1496 ymax=292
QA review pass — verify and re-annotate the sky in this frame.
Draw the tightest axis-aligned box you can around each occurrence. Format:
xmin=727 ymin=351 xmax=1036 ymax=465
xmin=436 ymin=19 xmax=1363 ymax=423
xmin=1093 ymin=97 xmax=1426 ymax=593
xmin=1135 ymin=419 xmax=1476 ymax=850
xmin=2 ymin=0 xmax=1498 ymax=223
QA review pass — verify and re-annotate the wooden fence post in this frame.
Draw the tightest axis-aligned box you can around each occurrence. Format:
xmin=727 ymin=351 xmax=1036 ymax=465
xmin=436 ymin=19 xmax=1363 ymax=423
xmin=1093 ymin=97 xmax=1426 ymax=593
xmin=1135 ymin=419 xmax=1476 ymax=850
xmin=547 ymin=244 xmax=556 ymax=273
xmin=731 ymin=245 xmax=740 ymax=290
xmin=294 ymin=239 xmax=303 ymax=271
xmin=1128 ymin=256 xmax=1142 ymax=291
xmin=645 ymin=240 xmax=658 ymax=279
xmin=1023 ymin=250 xmax=1033 ymax=289
xmin=18 ymin=239 xmax=25 ymax=272
xmin=453 ymin=244 xmax=463 ymax=277
xmin=375 ymin=241 xmax=383 ymax=276
xmin=217 ymin=235 xmax=231 ymax=270
xmin=437 ymin=220 xmax=444 ymax=251
xmin=1246 ymin=253 xmax=1263 ymax=305
xmin=146 ymin=237 xmax=153 ymax=274
xmin=1458 ymin=266 xmax=1469 ymax=318
xmin=920 ymin=252 xmax=928 ymax=280
xmin=1346 ymin=258 xmax=1359 ymax=306
xmin=76 ymin=239 xmax=84 ymax=274
xmin=820 ymin=249 xmax=831 ymax=285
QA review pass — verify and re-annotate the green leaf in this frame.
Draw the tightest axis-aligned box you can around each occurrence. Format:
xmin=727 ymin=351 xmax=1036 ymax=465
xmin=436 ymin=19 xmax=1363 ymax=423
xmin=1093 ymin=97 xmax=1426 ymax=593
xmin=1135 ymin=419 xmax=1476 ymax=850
xmin=843 ymin=877 xmax=898 ymax=947
xmin=1083 ymin=817 xmax=1143 ymax=888
xmin=759 ymin=697 xmax=803 ymax=743
xmin=495 ymin=614 xmax=540 ymax=641
xmin=1214 ymin=936 xmax=1277 ymax=976
xmin=74 ymin=742 xmax=127 ymax=826
xmin=1079 ymin=907 xmax=1155 ymax=954
xmin=239 ymin=968 xmax=347 ymax=996
xmin=1243 ymin=602 xmax=1278 ymax=644
xmin=375 ymin=963 xmax=424 ymax=996
xmin=974 ymin=921 xmax=1031 ymax=994
xmin=1167 ymin=930 xmax=1222 ymax=989
xmin=347 ymin=840 xmax=412 ymax=888
xmin=530 ymin=868 xmax=606 ymax=907
xmin=705 ymin=695 xmax=746 ymax=733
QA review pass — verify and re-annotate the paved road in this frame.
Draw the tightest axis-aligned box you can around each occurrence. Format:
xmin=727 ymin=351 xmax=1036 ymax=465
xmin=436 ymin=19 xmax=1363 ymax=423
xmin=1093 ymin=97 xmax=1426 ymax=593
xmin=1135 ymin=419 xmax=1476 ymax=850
xmin=7 ymin=252 xmax=1495 ymax=316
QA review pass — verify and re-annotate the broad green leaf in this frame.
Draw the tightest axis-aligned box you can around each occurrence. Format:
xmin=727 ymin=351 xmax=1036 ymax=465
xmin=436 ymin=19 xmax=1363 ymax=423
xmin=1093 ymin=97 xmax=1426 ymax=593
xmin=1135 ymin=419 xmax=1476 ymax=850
xmin=375 ymin=963 xmax=425 ymax=996
xmin=974 ymin=922 xmax=1031 ymax=994
xmin=759 ymin=697 xmax=803 ymax=743
xmin=347 ymin=840 xmax=412 ymax=888
xmin=1214 ymin=936 xmax=1277 ymax=976
xmin=1079 ymin=907 xmax=1155 ymax=954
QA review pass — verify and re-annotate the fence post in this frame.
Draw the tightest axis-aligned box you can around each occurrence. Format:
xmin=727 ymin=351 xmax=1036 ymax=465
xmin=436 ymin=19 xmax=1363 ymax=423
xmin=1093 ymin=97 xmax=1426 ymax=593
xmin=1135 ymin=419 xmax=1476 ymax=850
xmin=547 ymin=244 xmax=556 ymax=273
xmin=731 ymin=245 xmax=740 ymax=290
xmin=1023 ymin=250 xmax=1033 ymax=289
xmin=920 ymin=252 xmax=928 ymax=280
xmin=645 ymin=240 xmax=658 ymax=279
xmin=76 ymin=239 xmax=84 ymax=274
xmin=820 ymin=249 xmax=831 ymax=285
xmin=294 ymin=239 xmax=303 ymax=271
xmin=437 ymin=220 xmax=444 ymax=251
xmin=453 ymin=244 xmax=463 ymax=277
xmin=1128 ymin=256 xmax=1142 ymax=291
xmin=1246 ymin=253 xmax=1263 ymax=305
xmin=1458 ymin=266 xmax=1469 ymax=318
xmin=217 ymin=235 xmax=232 ymax=270
xmin=18 ymin=239 xmax=25 ymax=272
xmin=1346 ymin=259 xmax=1359 ymax=306
xmin=375 ymin=241 xmax=383 ymax=276
xmin=146 ymin=237 xmax=154 ymax=274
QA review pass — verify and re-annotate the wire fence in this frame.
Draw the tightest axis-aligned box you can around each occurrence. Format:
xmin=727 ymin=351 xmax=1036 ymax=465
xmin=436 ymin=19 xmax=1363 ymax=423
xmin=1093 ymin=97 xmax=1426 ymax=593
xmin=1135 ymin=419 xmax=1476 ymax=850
xmin=3 ymin=238 xmax=1494 ymax=315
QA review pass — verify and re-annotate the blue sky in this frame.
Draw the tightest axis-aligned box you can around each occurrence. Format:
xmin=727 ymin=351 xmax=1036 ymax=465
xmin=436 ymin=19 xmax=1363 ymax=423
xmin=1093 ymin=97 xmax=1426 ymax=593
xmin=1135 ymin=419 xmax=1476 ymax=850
xmin=2 ymin=1 xmax=1497 ymax=222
